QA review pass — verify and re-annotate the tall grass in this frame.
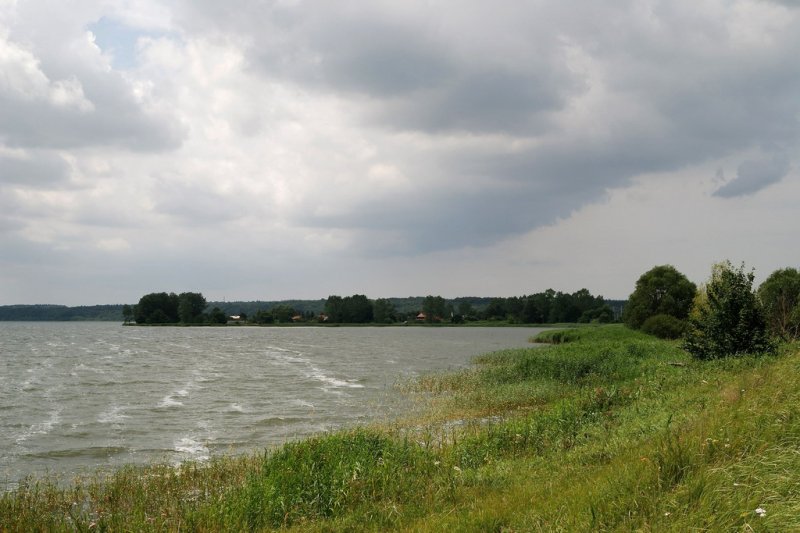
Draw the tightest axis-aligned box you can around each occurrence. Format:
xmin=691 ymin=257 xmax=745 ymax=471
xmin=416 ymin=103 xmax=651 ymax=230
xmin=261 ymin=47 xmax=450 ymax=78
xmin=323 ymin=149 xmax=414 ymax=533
xmin=2 ymin=327 xmax=798 ymax=531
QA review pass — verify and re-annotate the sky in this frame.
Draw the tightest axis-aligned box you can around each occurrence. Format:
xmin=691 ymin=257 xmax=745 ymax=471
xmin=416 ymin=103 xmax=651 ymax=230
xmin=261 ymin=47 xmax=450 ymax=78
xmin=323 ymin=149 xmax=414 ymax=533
xmin=1 ymin=0 xmax=799 ymax=305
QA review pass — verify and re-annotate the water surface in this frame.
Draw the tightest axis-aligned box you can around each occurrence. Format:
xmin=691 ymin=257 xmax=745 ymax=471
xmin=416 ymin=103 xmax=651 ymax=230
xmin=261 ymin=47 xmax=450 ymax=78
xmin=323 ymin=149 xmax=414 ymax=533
xmin=0 ymin=322 xmax=545 ymax=487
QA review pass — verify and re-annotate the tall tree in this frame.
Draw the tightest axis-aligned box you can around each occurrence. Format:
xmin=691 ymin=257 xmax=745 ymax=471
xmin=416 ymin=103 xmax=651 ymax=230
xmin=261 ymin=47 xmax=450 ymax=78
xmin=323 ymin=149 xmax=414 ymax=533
xmin=623 ymin=265 xmax=696 ymax=329
xmin=373 ymin=298 xmax=396 ymax=323
xmin=342 ymin=294 xmax=373 ymax=323
xmin=324 ymin=296 xmax=345 ymax=323
xmin=422 ymin=295 xmax=447 ymax=323
xmin=178 ymin=292 xmax=207 ymax=324
xmin=134 ymin=292 xmax=179 ymax=324
xmin=758 ymin=267 xmax=800 ymax=341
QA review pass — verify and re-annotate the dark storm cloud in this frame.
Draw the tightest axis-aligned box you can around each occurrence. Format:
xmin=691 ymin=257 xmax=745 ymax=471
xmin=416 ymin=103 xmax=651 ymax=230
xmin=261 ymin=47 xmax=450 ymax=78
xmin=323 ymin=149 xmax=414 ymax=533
xmin=714 ymin=155 xmax=792 ymax=198
xmin=207 ymin=0 xmax=800 ymax=254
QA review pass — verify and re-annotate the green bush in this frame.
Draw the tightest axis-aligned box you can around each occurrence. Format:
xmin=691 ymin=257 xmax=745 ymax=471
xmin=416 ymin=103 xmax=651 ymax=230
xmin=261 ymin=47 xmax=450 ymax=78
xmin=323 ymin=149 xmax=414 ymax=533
xmin=683 ymin=261 xmax=773 ymax=359
xmin=640 ymin=314 xmax=687 ymax=339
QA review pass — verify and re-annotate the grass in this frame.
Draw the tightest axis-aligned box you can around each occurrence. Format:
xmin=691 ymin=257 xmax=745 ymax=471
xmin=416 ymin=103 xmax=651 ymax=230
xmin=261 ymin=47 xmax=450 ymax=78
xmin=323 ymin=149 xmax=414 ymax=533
xmin=2 ymin=325 xmax=799 ymax=531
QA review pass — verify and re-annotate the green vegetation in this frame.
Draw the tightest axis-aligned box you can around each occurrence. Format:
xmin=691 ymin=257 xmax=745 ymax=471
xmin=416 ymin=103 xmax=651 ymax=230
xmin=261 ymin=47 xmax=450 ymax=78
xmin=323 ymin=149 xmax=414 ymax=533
xmin=4 ymin=325 xmax=799 ymax=531
xmin=0 ymin=304 xmax=125 ymax=321
xmin=758 ymin=267 xmax=800 ymax=341
xmin=640 ymin=313 xmax=688 ymax=339
xmin=684 ymin=261 xmax=773 ymax=359
xmin=623 ymin=264 xmax=696 ymax=331
xmin=134 ymin=292 xmax=208 ymax=324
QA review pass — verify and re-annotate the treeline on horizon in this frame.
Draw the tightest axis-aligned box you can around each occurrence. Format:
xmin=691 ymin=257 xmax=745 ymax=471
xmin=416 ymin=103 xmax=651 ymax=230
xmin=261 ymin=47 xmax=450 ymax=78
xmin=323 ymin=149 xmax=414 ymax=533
xmin=0 ymin=304 xmax=125 ymax=321
xmin=126 ymin=289 xmax=621 ymax=325
xmin=0 ymin=294 xmax=626 ymax=324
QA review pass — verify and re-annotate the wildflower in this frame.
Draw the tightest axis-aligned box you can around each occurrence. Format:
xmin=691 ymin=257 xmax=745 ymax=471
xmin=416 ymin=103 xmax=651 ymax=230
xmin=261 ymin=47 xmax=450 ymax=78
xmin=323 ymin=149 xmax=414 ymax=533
xmin=755 ymin=507 xmax=767 ymax=517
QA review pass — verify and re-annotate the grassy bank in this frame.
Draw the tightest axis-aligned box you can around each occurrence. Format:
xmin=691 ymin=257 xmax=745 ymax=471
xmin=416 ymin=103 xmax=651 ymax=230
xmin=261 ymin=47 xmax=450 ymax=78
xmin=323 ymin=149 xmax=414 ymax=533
xmin=3 ymin=326 xmax=799 ymax=531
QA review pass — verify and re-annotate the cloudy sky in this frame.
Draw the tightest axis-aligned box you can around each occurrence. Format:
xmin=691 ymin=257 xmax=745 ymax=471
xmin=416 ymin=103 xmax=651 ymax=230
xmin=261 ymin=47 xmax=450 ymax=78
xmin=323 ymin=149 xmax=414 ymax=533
xmin=1 ymin=0 xmax=799 ymax=305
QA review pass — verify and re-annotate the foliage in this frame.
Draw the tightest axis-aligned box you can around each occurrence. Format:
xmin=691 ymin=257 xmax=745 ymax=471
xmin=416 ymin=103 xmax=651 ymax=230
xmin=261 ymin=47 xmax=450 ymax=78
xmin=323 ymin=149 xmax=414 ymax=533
xmin=623 ymin=265 xmax=696 ymax=329
xmin=758 ymin=267 xmax=800 ymax=341
xmin=324 ymin=295 xmax=374 ymax=323
xmin=532 ymin=329 xmax=582 ymax=344
xmin=121 ymin=304 xmax=133 ymax=323
xmin=640 ymin=313 xmax=688 ymax=339
xmin=133 ymin=292 xmax=208 ymax=324
xmin=683 ymin=261 xmax=773 ymax=359
xmin=177 ymin=292 xmax=207 ymax=324
xmin=0 ymin=304 xmax=126 ymax=321
xmin=372 ymin=298 xmax=397 ymax=323
xmin=134 ymin=292 xmax=179 ymax=324
xmin=270 ymin=304 xmax=295 ymax=323
xmin=579 ymin=304 xmax=614 ymax=323
xmin=208 ymin=307 xmax=228 ymax=324
xmin=422 ymin=295 xmax=449 ymax=322
xmin=251 ymin=309 xmax=275 ymax=324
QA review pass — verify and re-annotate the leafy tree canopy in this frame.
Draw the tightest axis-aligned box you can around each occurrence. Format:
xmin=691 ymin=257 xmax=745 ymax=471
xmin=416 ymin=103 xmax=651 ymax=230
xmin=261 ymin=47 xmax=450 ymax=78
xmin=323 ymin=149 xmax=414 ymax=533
xmin=758 ymin=267 xmax=800 ymax=341
xmin=623 ymin=265 xmax=696 ymax=329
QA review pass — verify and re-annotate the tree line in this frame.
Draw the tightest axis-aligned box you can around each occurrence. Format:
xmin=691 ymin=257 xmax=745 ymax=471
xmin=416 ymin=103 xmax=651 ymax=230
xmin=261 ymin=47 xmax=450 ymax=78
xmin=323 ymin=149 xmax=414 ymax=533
xmin=292 ymin=288 xmax=612 ymax=325
xmin=622 ymin=262 xmax=800 ymax=359
xmin=128 ymin=288 xmax=614 ymax=326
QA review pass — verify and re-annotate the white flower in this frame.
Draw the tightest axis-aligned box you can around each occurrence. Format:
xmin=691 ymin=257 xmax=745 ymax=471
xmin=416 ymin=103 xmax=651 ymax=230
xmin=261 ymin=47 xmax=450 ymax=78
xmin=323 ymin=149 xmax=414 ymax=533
xmin=755 ymin=507 xmax=767 ymax=517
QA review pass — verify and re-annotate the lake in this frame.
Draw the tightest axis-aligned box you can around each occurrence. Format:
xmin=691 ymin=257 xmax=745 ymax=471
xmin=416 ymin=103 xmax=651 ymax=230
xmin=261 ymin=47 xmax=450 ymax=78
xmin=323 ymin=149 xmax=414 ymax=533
xmin=0 ymin=322 xmax=546 ymax=488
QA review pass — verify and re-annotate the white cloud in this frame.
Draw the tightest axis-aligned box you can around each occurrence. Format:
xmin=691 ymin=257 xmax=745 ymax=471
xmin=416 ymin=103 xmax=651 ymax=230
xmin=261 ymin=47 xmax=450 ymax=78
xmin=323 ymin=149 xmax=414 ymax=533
xmin=0 ymin=37 xmax=93 ymax=110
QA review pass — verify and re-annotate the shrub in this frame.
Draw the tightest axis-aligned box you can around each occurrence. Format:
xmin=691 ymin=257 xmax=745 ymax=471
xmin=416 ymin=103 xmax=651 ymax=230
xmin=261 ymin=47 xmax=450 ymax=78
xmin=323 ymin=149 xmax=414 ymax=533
xmin=640 ymin=314 xmax=687 ymax=339
xmin=683 ymin=261 xmax=773 ymax=359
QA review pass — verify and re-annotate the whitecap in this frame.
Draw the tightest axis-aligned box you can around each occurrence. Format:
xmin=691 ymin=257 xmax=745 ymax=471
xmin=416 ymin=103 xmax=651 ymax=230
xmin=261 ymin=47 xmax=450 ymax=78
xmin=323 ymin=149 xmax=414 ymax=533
xmin=270 ymin=348 xmax=364 ymax=390
xmin=310 ymin=369 xmax=365 ymax=389
xmin=158 ymin=396 xmax=183 ymax=408
xmin=97 ymin=405 xmax=128 ymax=424
xmin=15 ymin=409 xmax=61 ymax=444
xmin=174 ymin=437 xmax=209 ymax=461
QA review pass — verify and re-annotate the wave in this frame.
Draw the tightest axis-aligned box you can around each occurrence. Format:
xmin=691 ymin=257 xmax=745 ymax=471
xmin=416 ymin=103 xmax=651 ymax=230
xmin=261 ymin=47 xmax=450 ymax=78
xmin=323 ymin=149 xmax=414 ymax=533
xmin=97 ymin=405 xmax=128 ymax=424
xmin=255 ymin=416 xmax=305 ymax=427
xmin=157 ymin=382 xmax=194 ymax=408
xmin=158 ymin=396 xmax=183 ymax=408
xmin=174 ymin=437 xmax=209 ymax=461
xmin=15 ymin=409 xmax=61 ymax=444
xmin=227 ymin=403 xmax=246 ymax=414
xmin=268 ymin=347 xmax=364 ymax=391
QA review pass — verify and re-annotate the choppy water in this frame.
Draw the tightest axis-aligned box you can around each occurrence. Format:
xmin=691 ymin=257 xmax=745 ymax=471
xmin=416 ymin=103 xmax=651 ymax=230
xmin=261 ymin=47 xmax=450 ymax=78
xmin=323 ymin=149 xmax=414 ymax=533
xmin=0 ymin=322 xmax=545 ymax=488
